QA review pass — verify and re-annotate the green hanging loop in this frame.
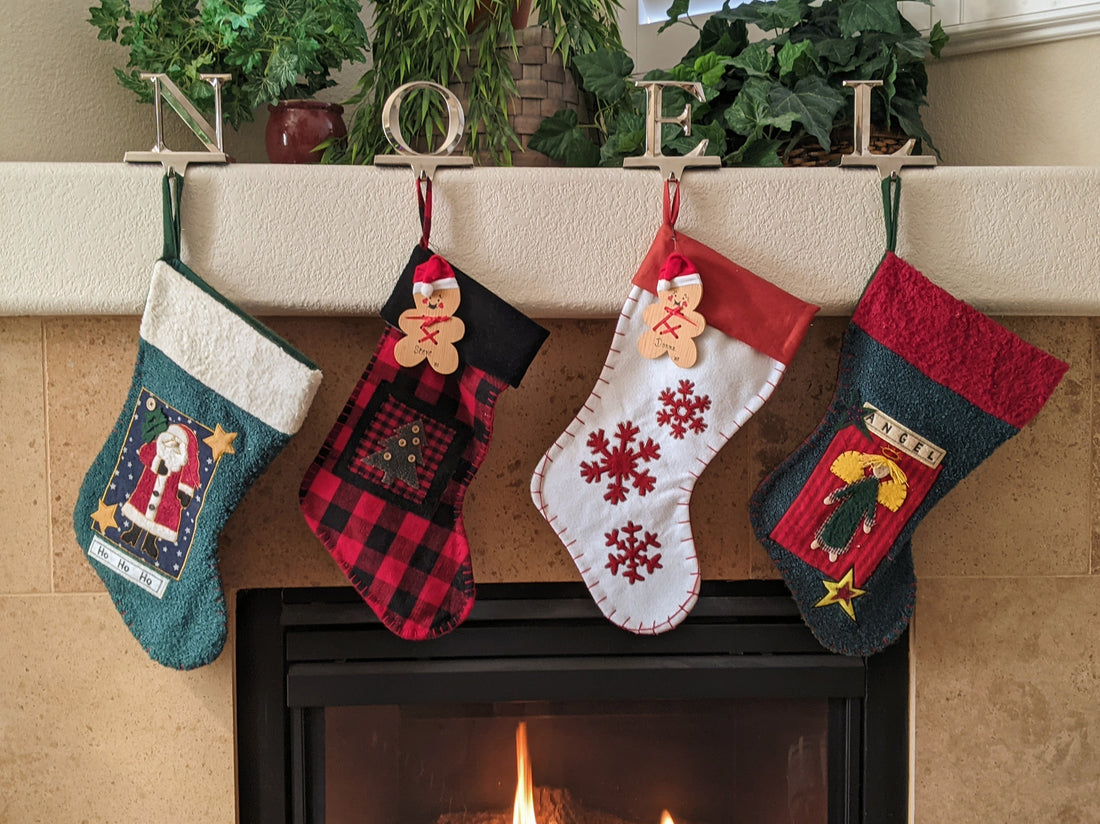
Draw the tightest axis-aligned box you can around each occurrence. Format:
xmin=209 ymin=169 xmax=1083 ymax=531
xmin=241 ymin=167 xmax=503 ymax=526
xmin=161 ymin=172 xmax=184 ymax=263
xmin=880 ymin=174 xmax=901 ymax=253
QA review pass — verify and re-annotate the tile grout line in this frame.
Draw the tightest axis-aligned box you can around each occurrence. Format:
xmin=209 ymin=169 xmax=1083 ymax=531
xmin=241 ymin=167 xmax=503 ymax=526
xmin=1091 ymin=318 xmax=1096 ymax=576
xmin=907 ymin=608 xmax=918 ymax=824
xmin=920 ymin=572 xmax=1097 ymax=581
xmin=0 ymin=591 xmax=108 ymax=599
xmin=40 ymin=319 xmax=54 ymax=594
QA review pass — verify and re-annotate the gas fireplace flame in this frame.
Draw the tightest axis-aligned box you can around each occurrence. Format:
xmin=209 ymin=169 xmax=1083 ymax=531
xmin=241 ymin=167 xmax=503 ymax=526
xmin=659 ymin=811 xmax=675 ymax=824
xmin=513 ymin=722 xmax=537 ymax=824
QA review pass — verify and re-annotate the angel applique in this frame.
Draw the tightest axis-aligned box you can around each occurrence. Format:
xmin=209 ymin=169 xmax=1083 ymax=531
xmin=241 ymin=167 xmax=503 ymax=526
xmin=811 ymin=449 xmax=908 ymax=563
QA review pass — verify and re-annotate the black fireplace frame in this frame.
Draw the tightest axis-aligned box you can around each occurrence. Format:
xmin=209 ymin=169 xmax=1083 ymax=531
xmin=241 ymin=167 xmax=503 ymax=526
xmin=236 ymin=581 xmax=908 ymax=824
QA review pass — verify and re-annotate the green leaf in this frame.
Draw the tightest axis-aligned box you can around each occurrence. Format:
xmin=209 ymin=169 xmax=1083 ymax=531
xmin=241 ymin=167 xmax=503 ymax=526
xmin=767 ymin=75 xmax=846 ymax=150
xmin=529 ymin=109 xmax=598 ymax=166
xmin=717 ymin=0 xmax=804 ymax=33
xmin=837 ymin=0 xmax=902 ymax=38
xmin=725 ymin=78 xmax=795 ymax=135
xmin=666 ymin=119 xmax=727 ymax=157
xmin=693 ymin=52 xmax=732 ymax=87
xmin=265 ymin=42 xmax=299 ymax=88
xmin=881 ymin=53 xmax=898 ymax=109
xmin=729 ymin=42 xmax=773 ymax=78
xmin=893 ymin=36 xmax=929 ymax=62
xmin=890 ymin=95 xmax=937 ymax=154
xmin=683 ymin=16 xmax=748 ymax=61
xmin=928 ymin=20 xmax=948 ymax=58
xmin=88 ymin=0 xmax=130 ymax=41
xmin=777 ymin=39 xmax=817 ymax=79
xmin=815 ymin=37 xmax=857 ymax=68
xmin=856 ymin=39 xmax=894 ymax=77
xmin=602 ymin=109 xmax=646 ymax=163
xmin=564 ymin=134 xmax=601 ymax=166
xmin=659 ymin=0 xmax=691 ymax=33
xmin=726 ymin=135 xmax=784 ymax=167
xmin=223 ymin=0 xmax=264 ymax=30
xmin=573 ymin=47 xmax=634 ymax=103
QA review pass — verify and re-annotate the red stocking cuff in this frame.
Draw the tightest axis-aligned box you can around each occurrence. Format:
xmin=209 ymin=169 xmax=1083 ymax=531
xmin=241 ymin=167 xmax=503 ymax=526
xmin=853 ymin=253 xmax=1069 ymax=429
xmin=632 ymin=224 xmax=819 ymax=366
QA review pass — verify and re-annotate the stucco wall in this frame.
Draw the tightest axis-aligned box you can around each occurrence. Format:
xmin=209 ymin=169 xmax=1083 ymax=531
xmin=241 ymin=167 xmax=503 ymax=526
xmin=2 ymin=164 xmax=1100 ymax=318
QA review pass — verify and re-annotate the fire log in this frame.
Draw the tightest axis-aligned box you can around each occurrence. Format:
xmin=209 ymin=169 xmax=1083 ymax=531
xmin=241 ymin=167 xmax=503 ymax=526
xmin=436 ymin=786 xmax=642 ymax=824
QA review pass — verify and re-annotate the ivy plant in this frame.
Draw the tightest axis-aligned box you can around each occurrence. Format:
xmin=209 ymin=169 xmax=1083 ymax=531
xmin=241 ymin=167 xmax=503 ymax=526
xmin=89 ymin=0 xmax=369 ymax=130
xmin=532 ymin=0 xmax=947 ymax=167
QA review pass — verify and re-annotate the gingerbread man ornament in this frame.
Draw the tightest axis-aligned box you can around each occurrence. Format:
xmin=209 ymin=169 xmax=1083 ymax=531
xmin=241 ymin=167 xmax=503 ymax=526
xmin=395 ymin=255 xmax=466 ymax=375
xmin=638 ymin=252 xmax=707 ymax=368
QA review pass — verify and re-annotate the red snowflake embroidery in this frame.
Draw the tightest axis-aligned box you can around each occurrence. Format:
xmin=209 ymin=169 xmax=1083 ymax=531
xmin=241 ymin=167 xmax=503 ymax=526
xmin=656 ymin=379 xmax=711 ymax=439
xmin=605 ymin=521 xmax=663 ymax=584
xmin=580 ymin=421 xmax=661 ymax=504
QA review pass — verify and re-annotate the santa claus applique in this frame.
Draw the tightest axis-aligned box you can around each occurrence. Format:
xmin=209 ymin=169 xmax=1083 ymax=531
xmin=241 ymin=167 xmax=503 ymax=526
xmin=119 ymin=422 xmax=200 ymax=560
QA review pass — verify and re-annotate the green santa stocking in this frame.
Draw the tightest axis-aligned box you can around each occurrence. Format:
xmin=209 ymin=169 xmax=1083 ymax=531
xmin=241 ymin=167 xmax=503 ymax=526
xmin=73 ymin=174 xmax=323 ymax=669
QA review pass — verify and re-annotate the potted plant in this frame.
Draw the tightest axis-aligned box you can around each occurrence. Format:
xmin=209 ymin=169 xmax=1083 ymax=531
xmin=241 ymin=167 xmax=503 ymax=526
xmin=324 ymin=0 xmax=622 ymax=165
xmin=531 ymin=0 xmax=947 ymax=167
xmin=89 ymin=0 xmax=369 ymax=162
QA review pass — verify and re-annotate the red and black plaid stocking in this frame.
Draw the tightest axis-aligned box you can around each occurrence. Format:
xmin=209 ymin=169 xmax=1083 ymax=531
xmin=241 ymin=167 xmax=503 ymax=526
xmin=300 ymin=245 xmax=548 ymax=640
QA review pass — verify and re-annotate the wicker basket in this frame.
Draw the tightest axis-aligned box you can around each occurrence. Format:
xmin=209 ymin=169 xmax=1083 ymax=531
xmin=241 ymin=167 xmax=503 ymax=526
xmin=451 ymin=26 xmax=583 ymax=166
xmin=784 ymin=130 xmax=911 ymax=167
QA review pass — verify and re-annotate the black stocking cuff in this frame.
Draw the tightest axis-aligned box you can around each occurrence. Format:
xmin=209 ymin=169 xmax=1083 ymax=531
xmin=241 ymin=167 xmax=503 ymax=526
xmin=381 ymin=246 xmax=550 ymax=388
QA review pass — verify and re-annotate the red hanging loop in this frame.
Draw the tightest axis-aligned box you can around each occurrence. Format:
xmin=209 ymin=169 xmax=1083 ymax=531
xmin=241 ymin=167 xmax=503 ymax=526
xmin=663 ymin=177 xmax=681 ymax=231
xmin=416 ymin=174 xmax=433 ymax=249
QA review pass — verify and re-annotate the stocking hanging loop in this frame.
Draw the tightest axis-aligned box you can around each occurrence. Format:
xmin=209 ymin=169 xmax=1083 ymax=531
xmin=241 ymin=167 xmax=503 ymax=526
xmin=663 ymin=178 xmax=681 ymax=232
xmin=161 ymin=172 xmax=184 ymax=262
xmin=416 ymin=174 xmax=433 ymax=249
xmin=881 ymin=175 xmax=901 ymax=253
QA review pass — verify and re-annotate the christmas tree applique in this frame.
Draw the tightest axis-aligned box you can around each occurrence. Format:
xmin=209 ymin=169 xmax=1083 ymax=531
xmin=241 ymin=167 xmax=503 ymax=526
xmin=364 ymin=421 xmax=425 ymax=487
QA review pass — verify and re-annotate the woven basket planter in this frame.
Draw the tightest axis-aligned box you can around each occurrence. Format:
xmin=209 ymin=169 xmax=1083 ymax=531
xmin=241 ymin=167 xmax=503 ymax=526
xmin=452 ymin=26 xmax=583 ymax=166
xmin=783 ymin=130 xmax=912 ymax=167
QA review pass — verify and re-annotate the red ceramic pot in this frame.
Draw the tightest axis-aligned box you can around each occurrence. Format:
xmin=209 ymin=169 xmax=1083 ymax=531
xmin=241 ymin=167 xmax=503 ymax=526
xmin=265 ymin=100 xmax=347 ymax=164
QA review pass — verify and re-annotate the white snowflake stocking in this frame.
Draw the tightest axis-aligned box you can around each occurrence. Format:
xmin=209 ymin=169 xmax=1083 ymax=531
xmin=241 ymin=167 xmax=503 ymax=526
xmin=531 ymin=224 xmax=817 ymax=634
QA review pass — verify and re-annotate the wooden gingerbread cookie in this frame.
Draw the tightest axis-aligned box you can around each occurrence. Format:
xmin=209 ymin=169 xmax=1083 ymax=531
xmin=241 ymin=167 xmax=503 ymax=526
xmin=395 ymin=255 xmax=466 ymax=375
xmin=638 ymin=252 xmax=707 ymax=368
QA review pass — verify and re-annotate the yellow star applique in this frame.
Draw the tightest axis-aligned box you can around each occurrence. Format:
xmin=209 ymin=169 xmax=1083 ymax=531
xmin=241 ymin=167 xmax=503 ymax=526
xmin=90 ymin=500 xmax=119 ymax=533
xmin=203 ymin=424 xmax=238 ymax=461
xmin=814 ymin=567 xmax=866 ymax=622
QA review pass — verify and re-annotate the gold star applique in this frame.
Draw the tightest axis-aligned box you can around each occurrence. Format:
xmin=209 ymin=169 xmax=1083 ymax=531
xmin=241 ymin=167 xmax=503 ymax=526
xmin=203 ymin=424 xmax=238 ymax=461
xmin=90 ymin=500 xmax=119 ymax=533
xmin=814 ymin=567 xmax=866 ymax=622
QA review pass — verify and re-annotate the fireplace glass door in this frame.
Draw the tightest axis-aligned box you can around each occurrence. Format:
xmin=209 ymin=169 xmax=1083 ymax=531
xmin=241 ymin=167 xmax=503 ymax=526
xmin=236 ymin=583 xmax=907 ymax=824
xmin=325 ymin=697 xmax=830 ymax=824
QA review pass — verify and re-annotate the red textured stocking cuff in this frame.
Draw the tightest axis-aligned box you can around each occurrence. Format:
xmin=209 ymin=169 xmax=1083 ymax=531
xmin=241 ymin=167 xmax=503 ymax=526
xmin=852 ymin=253 xmax=1069 ymax=429
xmin=632 ymin=224 xmax=819 ymax=366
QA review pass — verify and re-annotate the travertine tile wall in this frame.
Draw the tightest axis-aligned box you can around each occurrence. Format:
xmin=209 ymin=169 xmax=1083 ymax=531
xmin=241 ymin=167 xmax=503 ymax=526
xmin=1 ymin=315 xmax=1095 ymax=822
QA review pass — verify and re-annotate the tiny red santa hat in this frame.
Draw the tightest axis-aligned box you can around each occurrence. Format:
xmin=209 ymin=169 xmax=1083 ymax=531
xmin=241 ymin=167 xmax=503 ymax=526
xmin=413 ymin=255 xmax=459 ymax=298
xmin=656 ymin=252 xmax=702 ymax=291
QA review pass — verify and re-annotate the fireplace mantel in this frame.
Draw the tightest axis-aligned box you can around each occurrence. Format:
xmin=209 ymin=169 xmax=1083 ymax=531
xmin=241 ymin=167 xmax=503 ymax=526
xmin=2 ymin=163 xmax=1098 ymax=317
